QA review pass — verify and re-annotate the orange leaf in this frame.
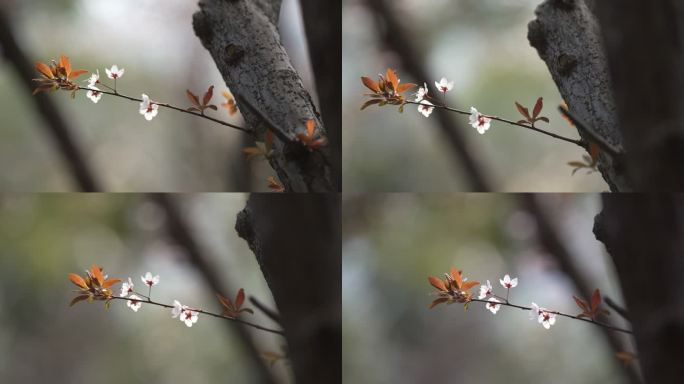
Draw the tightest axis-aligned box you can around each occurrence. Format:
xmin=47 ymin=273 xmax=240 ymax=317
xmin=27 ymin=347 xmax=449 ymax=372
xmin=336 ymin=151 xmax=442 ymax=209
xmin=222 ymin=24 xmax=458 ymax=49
xmin=361 ymin=76 xmax=380 ymax=93
xmin=68 ymin=69 xmax=88 ymax=80
xmin=91 ymin=264 xmax=104 ymax=285
xmin=591 ymin=289 xmax=601 ymax=311
xmin=60 ymin=55 xmax=71 ymax=75
xmin=35 ymin=62 xmax=54 ymax=78
xmin=429 ymin=298 xmax=448 ymax=309
xmin=615 ymin=351 xmax=637 ymax=367
xmin=265 ymin=131 xmax=274 ymax=151
xmin=396 ymin=83 xmax=416 ymax=94
xmin=450 ymin=267 xmax=462 ymax=289
xmin=305 ymin=119 xmax=315 ymax=137
xmin=461 ymin=281 xmax=480 ymax=292
xmin=386 ymin=68 xmax=399 ymax=91
xmin=236 ymin=288 xmax=245 ymax=308
xmin=589 ymin=142 xmax=600 ymax=164
xmin=203 ymin=85 xmax=214 ymax=106
xmin=360 ymin=99 xmax=382 ymax=110
xmin=267 ymin=176 xmax=285 ymax=192
xmin=532 ymin=97 xmax=543 ymax=118
xmin=515 ymin=101 xmax=531 ymax=120
xmin=69 ymin=273 xmax=88 ymax=289
xmin=102 ymin=278 xmax=121 ymax=288
xmin=428 ymin=276 xmax=446 ymax=291
xmin=186 ymin=90 xmax=200 ymax=107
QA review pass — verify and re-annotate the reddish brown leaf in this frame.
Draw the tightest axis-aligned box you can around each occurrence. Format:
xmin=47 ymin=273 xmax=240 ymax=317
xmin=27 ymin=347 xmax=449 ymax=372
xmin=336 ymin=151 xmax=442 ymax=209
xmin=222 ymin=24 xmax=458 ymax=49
xmin=217 ymin=293 xmax=234 ymax=310
xmin=91 ymin=265 xmax=104 ymax=285
xmin=360 ymin=99 xmax=382 ymax=110
xmin=267 ymin=176 xmax=285 ymax=192
xmin=591 ymin=289 xmax=601 ymax=311
xmin=361 ymin=76 xmax=380 ymax=93
xmin=572 ymin=295 xmax=589 ymax=312
xmin=386 ymin=68 xmax=399 ymax=91
xmin=265 ymin=131 xmax=274 ymax=151
xmin=516 ymin=120 xmax=529 ymax=125
xmin=396 ymin=83 xmax=416 ymax=94
xmin=202 ymin=85 xmax=214 ymax=106
xmin=306 ymin=119 xmax=315 ymax=137
xmin=428 ymin=298 xmax=448 ymax=309
xmin=102 ymin=278 xmax=121 ymax=288
xmin=428 ymin=276 xmax=446 ymax=291
xmin=35 ymin=62 xmax=54 ymax=78
xmin=236 ymin=288 xmax=245 ymax=309
xmin=515 ymin=101 xmax=531 ymax=120
xmin=69 ymin=294 xmax=90 ymax=307
xmin=537 ymin=116 xmax=550 ymax=123
xmin=186 ymin=90 xmax=200 ymax=107
xmin=450 ymin=267 xmax=462 ymax=289
xmin=68 ymin=69 xmax=88 ymax=80
xmin=60 ymin=55 xmax=71 ymax=75
xmin=615 ymin=351 xmax=637 ymax=367
xmin=69 ymin=273 xmax=88 ymax=289
xmin=532 ymin=97 xmax=543 ymax=118
xmin=461 ymin=281 xmax=480 ymax=292
xmin=589 ymin=142 xmax=600 ymax=163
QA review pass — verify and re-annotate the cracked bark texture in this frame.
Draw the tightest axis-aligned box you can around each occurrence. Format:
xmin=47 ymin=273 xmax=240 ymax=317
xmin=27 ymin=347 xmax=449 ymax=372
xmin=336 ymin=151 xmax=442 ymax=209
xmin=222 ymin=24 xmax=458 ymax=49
xmin=193 ymin=0 xmax=334 ymax=192
xmin=594 ymin=195 xmax=684 ymax=384
xmin=527 ymin=0 xmax=629 ymax=191
xmin=594 ymin=1 xmax=684 ymax=191
xmin=236 ymin=194 xmax=341 ymax=384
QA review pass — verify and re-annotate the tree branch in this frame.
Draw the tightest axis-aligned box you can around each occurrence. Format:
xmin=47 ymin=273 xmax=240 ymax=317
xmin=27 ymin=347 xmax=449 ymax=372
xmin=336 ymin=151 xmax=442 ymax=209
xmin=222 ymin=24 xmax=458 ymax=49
xmin=193 ymin=0 xmax=334 ymax=192
xmin=527 ymin=0 xmax=629 ymax=191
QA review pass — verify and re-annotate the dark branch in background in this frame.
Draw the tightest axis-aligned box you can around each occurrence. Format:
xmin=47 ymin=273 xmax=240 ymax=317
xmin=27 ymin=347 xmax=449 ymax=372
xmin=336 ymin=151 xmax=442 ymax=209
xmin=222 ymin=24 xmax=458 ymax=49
xmin=250 ymin=296 xmax=282 ymax=325
xmin=0 ymin=8 xmax=102 ymax=191
xmin=527 ymin=0 xmax=629 ymax=191
xmin=519 ymin=195 xmax=642 ymax=384
xmin=236 ymin=194 xmax=341 ymax=384
xmin=193 ymin=0 xmax=334 ymax=192
xmin=605 ymin=296 xmax=630 ymax=321
xmin=149 ymin=194 xmax=277 ymax=384
xmin=299 ymin=0 xmax=342 ymax=191
xmin=594 ymin=195 xmax=684 ymax=384
xmin=364 ymin=0 xmax=493 ymax=192
xmin=594 ymin=0 xmax=684 ymax=191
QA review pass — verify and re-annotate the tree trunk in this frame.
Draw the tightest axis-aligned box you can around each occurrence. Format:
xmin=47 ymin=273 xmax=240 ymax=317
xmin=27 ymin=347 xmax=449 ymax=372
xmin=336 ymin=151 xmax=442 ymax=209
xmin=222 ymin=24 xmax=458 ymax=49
xmin=193 ymin=0 xmax=334 ymax=192
xmin=527 ymin=0 xmax=628 ymax=191
xmin=594 ymin=195 xmax=684 ymax=384
xmin=594 ymin=0 xmax=684 ymax=190
xmin=236 ymin=194 xmax=341 ymax=384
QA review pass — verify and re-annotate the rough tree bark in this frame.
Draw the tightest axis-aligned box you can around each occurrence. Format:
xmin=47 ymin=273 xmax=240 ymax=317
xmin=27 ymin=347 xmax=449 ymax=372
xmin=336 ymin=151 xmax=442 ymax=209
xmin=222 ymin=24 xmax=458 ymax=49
xmin=193 ymin=0 xmax=334 ymax=192
xmin=527 ymin=0 xmax=628 ymax=191
xmin=594 ymin=195 xmax=684 ymax=384
xmin=594 ymin=1 xmax=684 ymax=191
xmin=236 ymin=194 xmax=341 ymax=384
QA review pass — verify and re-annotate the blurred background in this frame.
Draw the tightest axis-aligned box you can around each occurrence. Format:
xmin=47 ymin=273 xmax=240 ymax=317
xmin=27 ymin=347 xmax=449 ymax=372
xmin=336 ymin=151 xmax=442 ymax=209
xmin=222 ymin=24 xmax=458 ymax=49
xmin=0 ymin=194 xmax=289 ymax=383
xmin=343 ymin=0 xmax=607 ymax=191
xmin=343 ymin=194 xmax=634 ymax=383
xmin=0 ymin=0 xmax=314 ymax=191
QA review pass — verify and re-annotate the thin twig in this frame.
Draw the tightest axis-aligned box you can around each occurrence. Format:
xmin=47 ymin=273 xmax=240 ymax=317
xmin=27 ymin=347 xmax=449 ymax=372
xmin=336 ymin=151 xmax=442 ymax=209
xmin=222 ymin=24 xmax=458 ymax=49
xmin=558 ymin=105 xmax=622 ymax=157
xmin=406 ymin=101 xmax=585 ymax=147
xmin=468 ymin=298 xmax=633 ymax=334
xmin=110 ymin=296 xmax=284 ymax=335
xmin=76 ymin=86 xmax=252 ymax=133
